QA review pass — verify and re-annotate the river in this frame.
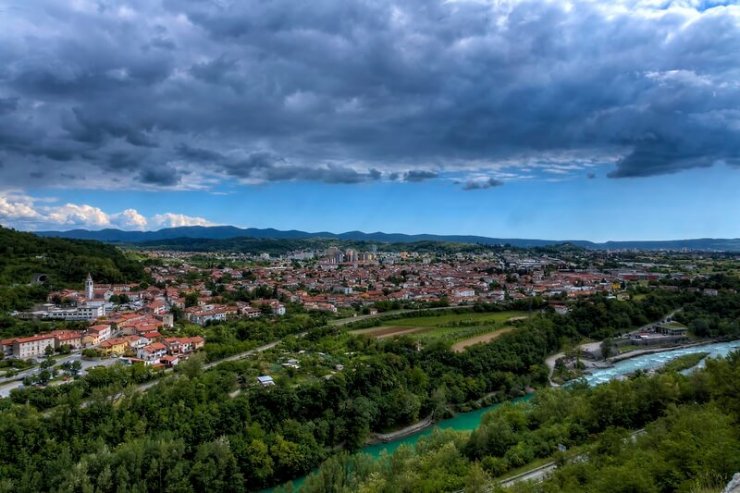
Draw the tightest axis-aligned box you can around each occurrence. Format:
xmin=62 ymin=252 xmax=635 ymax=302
xmin=266 ymin=339 xmax=740 ymax=492
xmin=583 ymin=339 xmax=740 ymax=385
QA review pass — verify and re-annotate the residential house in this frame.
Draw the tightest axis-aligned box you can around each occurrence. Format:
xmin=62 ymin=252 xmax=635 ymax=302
xmin=99 ymin=337 xmax=130 ymax=356
xmin=83 ymin=324 xmax=112 ymax=346
xmin=10 ymin=333 xmax=56 ymax=359
xmin=51 ymin=330 xmax=83 ymax=350
xmin=137 ymin=342 xmax=167 ymax=365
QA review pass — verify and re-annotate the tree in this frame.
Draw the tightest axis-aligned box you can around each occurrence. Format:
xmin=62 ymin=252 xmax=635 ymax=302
xmin=190 ymin=438 xmax=244 ymax=493
xmin=38 ymin=369 xmax=51 ymax=384
xmin=600 ymin=338 xmax=614 ymax=359
xmin=179 ymin=352 xmax=205 ymax=379
xmin=184 ymin=292 xmax=199 ymax=308
xmin=464 ymin=462 xmax=490 ymax=493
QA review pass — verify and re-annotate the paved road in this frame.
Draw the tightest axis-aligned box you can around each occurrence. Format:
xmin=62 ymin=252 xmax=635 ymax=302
xmin=0 ymin=355 xmax=119 ymax=398
xmin=499 ymin=462 xmax=559 ymax=487
xmin=0 ymin=352 xmax=83 ymax=385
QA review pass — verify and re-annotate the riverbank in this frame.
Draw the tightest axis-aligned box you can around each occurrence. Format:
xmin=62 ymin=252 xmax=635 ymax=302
xmin=367 ymin=414 xmax=434 ymax=444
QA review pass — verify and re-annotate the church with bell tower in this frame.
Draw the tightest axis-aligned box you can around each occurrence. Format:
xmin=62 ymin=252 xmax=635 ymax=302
xmin=85 ymin=273 xmax=94 ymax=300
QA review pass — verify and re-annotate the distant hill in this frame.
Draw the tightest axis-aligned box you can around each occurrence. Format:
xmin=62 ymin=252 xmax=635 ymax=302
xmin=0 ymin=226 xmax=145 ymax=287
xmin=35 ymin=226 xmax=740 ymax=252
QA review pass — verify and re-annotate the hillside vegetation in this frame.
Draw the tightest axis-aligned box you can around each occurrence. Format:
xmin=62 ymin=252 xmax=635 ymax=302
xmin=0 ymin=226 xmax=144 ymax=310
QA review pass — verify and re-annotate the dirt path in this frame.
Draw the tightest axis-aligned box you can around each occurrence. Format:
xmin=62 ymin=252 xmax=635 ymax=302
xmin=376 ymin=327 xmax=428 ymax=339
xmin=350 ymin=326 xmax=427 ymax=338
xmin=451 ymin=327 xmax=514 ymax=352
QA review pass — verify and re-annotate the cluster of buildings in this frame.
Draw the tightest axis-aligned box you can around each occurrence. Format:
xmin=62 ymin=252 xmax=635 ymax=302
xmin=5 ymin=274 xmax=206 ymax=365
xmin=143 ymin=249 xmax=632 ymax=317
xmin=1 ymin=330 xmax=84 ymax=359
xmin=100 ymin=334 xmax=204 ymax=366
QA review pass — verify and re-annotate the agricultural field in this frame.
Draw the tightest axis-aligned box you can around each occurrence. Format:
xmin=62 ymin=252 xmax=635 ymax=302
xmin=450 ymin=327 xmax=514 ymax=352
xmin=349 ymin=310 xmax=528 ymax=348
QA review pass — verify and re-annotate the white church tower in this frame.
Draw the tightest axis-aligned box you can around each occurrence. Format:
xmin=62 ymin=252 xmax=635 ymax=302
xmin=85 ymin=273 xmax=94 ymax=300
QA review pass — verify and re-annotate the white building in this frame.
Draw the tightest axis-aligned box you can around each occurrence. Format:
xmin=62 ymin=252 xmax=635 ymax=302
xmin=42 ymin=304 xmax=105 ymax=321
xmin=85 ymin=273 xmax=94 ymax=300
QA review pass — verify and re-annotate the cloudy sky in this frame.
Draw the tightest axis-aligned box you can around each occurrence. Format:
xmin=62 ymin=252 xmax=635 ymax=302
xmin=1 ymin=0 xmax=739 ymax=240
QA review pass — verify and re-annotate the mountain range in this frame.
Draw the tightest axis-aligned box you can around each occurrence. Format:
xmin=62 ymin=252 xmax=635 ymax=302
xmin=34 ymin=226 xmax=740 ymax=252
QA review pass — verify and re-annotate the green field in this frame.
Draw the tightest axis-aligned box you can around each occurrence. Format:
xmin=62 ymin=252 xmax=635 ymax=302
xmin=353 ymin=310 xmax=529 ymax=345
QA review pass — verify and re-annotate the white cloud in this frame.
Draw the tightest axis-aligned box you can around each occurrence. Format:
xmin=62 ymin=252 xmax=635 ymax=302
xmin=0 ymin=194 xmax=40 ymax=220
xmin=111 ymin=208 xmax=148 ymax=230
xmin=0 ymin=192 xmax=215 ymax=231
xmin=46 ymin=203 xmax=111 ymax=228
xmin=150 ymin=213 xmax=215 ymax=228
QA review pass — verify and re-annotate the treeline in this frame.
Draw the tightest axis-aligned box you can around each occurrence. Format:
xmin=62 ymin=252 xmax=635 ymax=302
xmin=675 ymin=291 xmax=740 ymax=337
xmin=299 ymin=351 xmax=740 ymax=493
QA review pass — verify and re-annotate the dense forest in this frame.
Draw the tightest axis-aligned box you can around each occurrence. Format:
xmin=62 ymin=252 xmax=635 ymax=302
xmin=0 ymin=226 xmax=145 ymax=310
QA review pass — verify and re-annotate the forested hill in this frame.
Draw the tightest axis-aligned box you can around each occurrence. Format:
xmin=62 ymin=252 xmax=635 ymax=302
xmin=0 ymin=226 xmax=144 ymax=286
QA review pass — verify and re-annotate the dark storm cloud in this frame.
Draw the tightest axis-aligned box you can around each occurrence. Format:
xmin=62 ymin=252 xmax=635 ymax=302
xmin=176 ymin=144 xmax=224 ymax=163
xmin=403 ymin=170 xmax=438 ymax=182
xmin=461 ymin=178 xmax=504 ymax=191
xmin=176 ymin=145 xmax=381 ymax=184
xmin=139 ymin=166 xmax=182 ymax=186
xmin=0 ymin=97 xmax=18 ymax=114
xmin=0 ymin=0 xmax=738 ymax=190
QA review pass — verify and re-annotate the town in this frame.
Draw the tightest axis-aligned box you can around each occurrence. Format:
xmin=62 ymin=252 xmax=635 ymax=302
xmin=2 ymin=242 xmax=733 ymax=377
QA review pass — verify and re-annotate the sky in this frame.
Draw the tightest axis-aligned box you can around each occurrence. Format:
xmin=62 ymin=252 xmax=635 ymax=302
xmin=0 ymin=0 xmax=739 ymax=241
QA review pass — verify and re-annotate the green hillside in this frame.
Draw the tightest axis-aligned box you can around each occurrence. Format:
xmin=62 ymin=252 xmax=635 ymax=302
xmin=0 ymin=226 xmax=144 ymax=288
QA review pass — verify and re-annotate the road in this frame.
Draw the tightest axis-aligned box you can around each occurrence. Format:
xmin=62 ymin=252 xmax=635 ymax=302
xmin=0 ymin=354 xmax=119 ymax=398
xmin=499 ymin=462 xmax=559 ymax=487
